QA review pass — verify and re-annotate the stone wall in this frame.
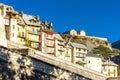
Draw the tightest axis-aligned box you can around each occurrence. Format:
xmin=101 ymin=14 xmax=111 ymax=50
xmin=6 ymin=41 xmax=109 ymax=80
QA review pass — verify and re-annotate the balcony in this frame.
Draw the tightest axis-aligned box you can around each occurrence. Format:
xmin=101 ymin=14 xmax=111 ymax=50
xmin=28 ymin=38 xmax=40 ymax=43
xmin=58 ymin=42 xmax=64 ymax=46
xmin=46 ymin=35 xmax=54 ymax=40
xmin=76 ymin=50 xmax=87 ymax=54
xmin=46 ymin=43 xmax=55 ymax=48
xmin=28 ymin=30 xmax=41 ymax=35
xmin=17 ymin=34 xmax=25 ymax=38
xmin=65 ymin=54 xmax=70 ymax=57
xmin=76 ymin=54 xmax=86 ymax=58
xmin=58 ymin=47 xmax=64 ymax=52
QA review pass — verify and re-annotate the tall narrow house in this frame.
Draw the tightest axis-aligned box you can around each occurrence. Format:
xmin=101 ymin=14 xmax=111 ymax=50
xmin=55 ymin=34 xmax=65 ymax=58
xmin=0 ymin=3 xmax=18 ymax=43
xmin=21 ymin=13 xmax=41 ymax=50
xmin=41 ymin=22 xmax=55 ymax=55
xmin=0 ymin=4 xmax=7 ymax=47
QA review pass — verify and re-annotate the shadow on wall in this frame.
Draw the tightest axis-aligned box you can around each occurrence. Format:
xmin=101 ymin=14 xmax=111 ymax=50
xmin=0 ymin=47 xmax=55 ymax=80
xmin=0 ymin=46 xmax=91 ymax=80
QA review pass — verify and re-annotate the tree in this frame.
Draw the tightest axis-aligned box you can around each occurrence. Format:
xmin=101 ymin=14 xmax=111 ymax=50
xmin=25 ymin=39 xmax=31 ymax=47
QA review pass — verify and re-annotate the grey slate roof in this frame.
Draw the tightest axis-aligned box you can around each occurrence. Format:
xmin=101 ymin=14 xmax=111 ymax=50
xmin=70 ymin=42 xmax=87 ymax=49
xmin=41 ymin=21 xmax=56 ymax=33
xmin=107 ymin=61 xmax=118 ymax=66
xmin=55 ymin=34 xmax=64 ymax=41
xmin=86 ymin=52 xmax=102 ymax=58
xmin=22 ymin=14 xmax=40 ymax=26
xmin=17 ymin=15 xmax=25 ymax=25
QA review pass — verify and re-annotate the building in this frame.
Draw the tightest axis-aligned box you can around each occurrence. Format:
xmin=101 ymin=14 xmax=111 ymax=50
xmin=55 ymin=34 xmax=65 ymax=58
xmin=21 ymin=13 xmax=41 ymax=50
xmin=111 ymin=55 xmax=120 ymax=77
xmin=41 ymin=21 xmax=55 ymax=55
xmin=85 ymin=52 xmax=102 ymax=72
xmin=102 ymin=59 xmax=118 ymax=77
xmin=17 ymin=12 xmax=26 ymax=45
xmin=65 ymin=42 xmax=87 ymax=64
xmin=70 ymin=29 xmax=77 ymax=36
xmin=0 ymin=7 xmax=7 ymax=47
xmin=0 ymin=3 xmax=19 ymax=43
xmin=64 ymin=42 xmax=73 ymax=62
xmin=79 ymin=30 xmax=86 ymax=36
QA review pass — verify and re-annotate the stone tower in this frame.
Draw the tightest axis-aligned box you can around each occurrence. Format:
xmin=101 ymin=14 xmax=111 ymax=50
xmin=80 ymin=30 xmax=86 ymax=36
xmin=70 ymin=29 xmax=77 ymax=36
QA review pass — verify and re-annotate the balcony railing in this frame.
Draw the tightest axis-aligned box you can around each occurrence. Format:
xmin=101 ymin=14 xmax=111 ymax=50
xmin=76 ymin=54 xmax=86 ymax=58
xmin=28 ymin=30 xmax=41 ymax=35
xmin=58 ymin=42 xmax=64 ymax=46
xmin=58 ymin=48 xmax=64 ymax=52
xmin=46 ymin=36 xmax=54 ymax=40
xmin=17 ymin=34 xmax=25 ymax=38
xmin=46 ymin=43 xmax=55 ymax=48
xmin=28 ymin=38 xmax=40 ymax=43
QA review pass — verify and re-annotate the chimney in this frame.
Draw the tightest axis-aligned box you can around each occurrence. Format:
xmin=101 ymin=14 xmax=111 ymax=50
xmin=19 ymin=11 xmax=24 ymax=17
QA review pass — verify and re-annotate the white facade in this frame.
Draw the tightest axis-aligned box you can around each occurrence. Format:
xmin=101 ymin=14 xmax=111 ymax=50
xmin=0 ymin=10 xmax=7 ymax=47
xmin=41 ymin=32 xmax=45 ymax=53
xmin=10 ymin=18 xmax=18 ymax=42
xmin=86 ymin=56 xmax=102 ymax=72
xmin=73 ymin=48 xmax=87 ymax=64
xmin=41 ymin=32 xmax=55 ymax=54
xmin=55 ymin=39 xmax=64 ymax=58
xmin=64 ymin=46 xmax=72 ymax=62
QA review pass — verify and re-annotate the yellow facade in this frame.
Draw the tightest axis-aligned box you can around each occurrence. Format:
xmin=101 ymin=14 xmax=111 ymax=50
xmin=64 ymin=47 xmax=73 ymax=62
xmin=118 ymin=65 xmax=120 ymax=77
xmin=102 ymin=61 xmax=118 ymax=78
xmin=17 ymin=24 xmax=26 ymax=45
xmin=26 ymin=25 xmax=41 ymax=49
xmin=105 ymin=65 xmax=118 ymax=77
xmin=17 ymin=24 xmax=41 ymax=50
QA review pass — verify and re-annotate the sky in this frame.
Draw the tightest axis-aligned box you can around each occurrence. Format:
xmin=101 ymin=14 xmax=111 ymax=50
xmin=1 ymin=0 xmax=120 ymax=43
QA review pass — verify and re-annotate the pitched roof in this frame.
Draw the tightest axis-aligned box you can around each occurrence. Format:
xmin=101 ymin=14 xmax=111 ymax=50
xmin=70 ymin=42 xmax=87 ymax=49
xmin=86 ymin=52 xmax=102 ymax=58
xmin=107 ymin=61 xmax=118 ymax=66
xmin=41 ymin=21 xmax=56 ymax=33
xmin=22 ymin=14 xmax=40 ymax=26
xmin=55 ymin=34 xmax=64 ymax=41
xmin=17 ymin=15 xmax=25 ymax=25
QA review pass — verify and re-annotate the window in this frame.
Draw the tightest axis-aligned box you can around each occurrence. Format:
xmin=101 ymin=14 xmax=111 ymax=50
xmin=17 ymin=27 xmax=19 ymax=31
xmin=12 ymin=33 xmax=14 ymax=37
xmin=79 ymin=49 xmax=81 ymax=51
xmin=6 ymin=8 xmax=9 ymax=10
xmin=22 ymin=32 xmax=24 ymax=37
xmin=76 ymin=53 xmax=79 ymax=56
xmin=21 ymin=39 xmax=25 ymax=42
xmin=36 ymin=29 xmax=40 ymax=34
xmin=32 ymin=28 xmax=34 ymax=32
xmin=84 ymin=49 xmax=87 ymax=52
xmin=114 ymin=69 xmax=116 ymax=77
xmin=36 ymin=44 xmax=39 ymax=48
xmin=13 ymin=25 xmax=15 ymax=29
xmin=88 ymin=61 xmax=90 ymax=63
xmin=22 ymin=26 xmax=24 ymax=29
xmin=108 ymin=69 xmax=110 ymax=76
xmin=82 ymin=58 xmax=84 ymax=61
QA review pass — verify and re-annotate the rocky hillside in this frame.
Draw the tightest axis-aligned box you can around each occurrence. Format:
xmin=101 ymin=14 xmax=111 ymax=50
xmin=112 ymin=40 xmax=120 ymax=49
xmin=61 ymin=34 xmax=111 ymax=51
